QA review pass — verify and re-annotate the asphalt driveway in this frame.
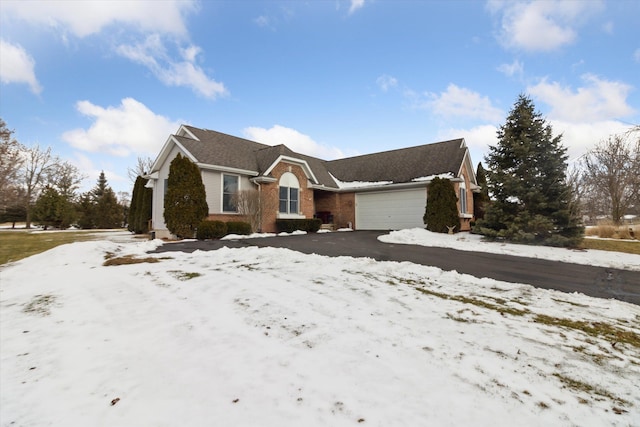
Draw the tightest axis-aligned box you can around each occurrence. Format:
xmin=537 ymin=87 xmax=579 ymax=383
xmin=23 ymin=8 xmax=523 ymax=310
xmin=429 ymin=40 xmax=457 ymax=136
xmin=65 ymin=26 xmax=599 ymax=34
xmin=151 ymin=231 xmax=640 ymax=306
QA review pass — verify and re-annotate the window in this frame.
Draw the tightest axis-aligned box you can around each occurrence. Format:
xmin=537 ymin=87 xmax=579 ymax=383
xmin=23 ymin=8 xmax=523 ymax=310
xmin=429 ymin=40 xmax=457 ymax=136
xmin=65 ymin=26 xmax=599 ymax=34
xmin=223 ymin=174 xmax=239 ymax=212
xmin=278 ymin=172 xmax=300 ymax=215
xmin=459 ymin=186 xmax=467 ymax=214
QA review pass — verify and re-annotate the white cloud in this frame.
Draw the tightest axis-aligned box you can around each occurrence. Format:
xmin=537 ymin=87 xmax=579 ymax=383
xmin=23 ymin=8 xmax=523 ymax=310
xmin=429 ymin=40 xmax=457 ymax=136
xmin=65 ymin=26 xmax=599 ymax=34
xmin=243 ymin=125 xmax=345 ymax=160
xmin=376 ymin=74 xmax=398 ymax=92
xmin=488 ymin=0 xmax=604 ymax=52
xmin=116 ymin=35 xmax=227 ymax=99
xmin=349 ymin=0 xmax=366 ymax=15
xmin=528 ymin=74 xmax=635 ymax=122
xmin=497 ymin=59 xmax=524 ymax=78
xmin=0 ymin=39 xmax=42 ymax=94
xmin=439 ymin=124 xmax=499 ymax=165
xmin=62 ymin=98 xmax=181 ymax=157
xmin=549 ymin=119 xmax=633 ymax=162
xmin=421 ymin=84 xmax=504 ymax=123
xmin=2 ymin=0 xmax=195 ymax=38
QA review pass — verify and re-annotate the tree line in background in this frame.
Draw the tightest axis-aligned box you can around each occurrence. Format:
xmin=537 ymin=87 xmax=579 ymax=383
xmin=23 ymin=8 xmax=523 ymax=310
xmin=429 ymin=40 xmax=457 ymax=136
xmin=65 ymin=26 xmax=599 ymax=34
xmin=0 ymin=118 xmax=132 ymax=230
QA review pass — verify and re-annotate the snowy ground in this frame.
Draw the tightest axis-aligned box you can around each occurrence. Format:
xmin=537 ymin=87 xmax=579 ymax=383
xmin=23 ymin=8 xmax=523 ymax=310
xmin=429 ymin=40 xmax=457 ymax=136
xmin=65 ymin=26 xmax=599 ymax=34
xmin=380 ymin=228 xmax=640 ymax=271
xmin=1 ymin=230 xmax=639 ymax=426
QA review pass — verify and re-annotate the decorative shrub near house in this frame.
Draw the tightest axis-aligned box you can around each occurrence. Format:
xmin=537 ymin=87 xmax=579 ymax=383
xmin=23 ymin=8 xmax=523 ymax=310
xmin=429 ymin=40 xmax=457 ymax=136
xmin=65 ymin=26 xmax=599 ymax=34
xmin=276 ymin=219 xmax=322 ymax=233
xmin=196 ymin=220 xmax=227 ymax=240
xmin=424 ymin=177 xmax=460 ymax=233
xmin=225 ymin=221 xmax=252 ymax=235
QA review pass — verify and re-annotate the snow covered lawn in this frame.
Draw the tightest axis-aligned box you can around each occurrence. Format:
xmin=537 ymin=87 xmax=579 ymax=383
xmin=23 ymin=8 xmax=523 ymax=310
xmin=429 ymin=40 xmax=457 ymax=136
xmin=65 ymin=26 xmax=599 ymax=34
xmin=380 ymin=228 xmax=640 ymax=271
xmin=1 ymin=233 xmax=639 ymax=426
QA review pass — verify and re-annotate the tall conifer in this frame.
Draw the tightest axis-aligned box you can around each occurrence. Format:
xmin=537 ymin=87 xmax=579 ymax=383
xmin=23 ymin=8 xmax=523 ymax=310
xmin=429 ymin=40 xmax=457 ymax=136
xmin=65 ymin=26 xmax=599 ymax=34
xmin=424 ymin=177 xmax=460 ymax=233
xmin=164 ymin=154 xmax=208 ymax=238
xmin=476 ymin=94 xmax=582 ymax=246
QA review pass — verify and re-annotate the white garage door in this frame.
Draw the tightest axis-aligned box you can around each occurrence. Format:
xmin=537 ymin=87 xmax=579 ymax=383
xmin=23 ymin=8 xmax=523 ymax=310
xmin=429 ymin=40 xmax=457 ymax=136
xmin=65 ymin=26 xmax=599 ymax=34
xmin=356 ymin=188 xmax=426 ymax=230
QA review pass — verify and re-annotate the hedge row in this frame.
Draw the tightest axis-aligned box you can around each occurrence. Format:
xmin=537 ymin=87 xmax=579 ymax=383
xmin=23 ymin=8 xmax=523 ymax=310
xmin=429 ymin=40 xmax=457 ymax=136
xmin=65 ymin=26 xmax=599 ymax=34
xmin=196 ymin=220 xmax=252 ymax=240
xmin=275 ymin=218 xmax=322 ymax=233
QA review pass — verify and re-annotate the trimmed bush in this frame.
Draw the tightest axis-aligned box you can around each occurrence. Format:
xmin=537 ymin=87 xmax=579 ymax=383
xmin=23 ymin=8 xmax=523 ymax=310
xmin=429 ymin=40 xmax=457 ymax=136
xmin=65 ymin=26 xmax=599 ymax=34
xmin=276 ymin=218 xmax=322 ymax=233
xmin=226 ymin=221 xmax=252 ymax=235
xmin=424 ymin=177 xmax=460 ymax=233
xmin=196 ymin=220 xmax=227 ymax=240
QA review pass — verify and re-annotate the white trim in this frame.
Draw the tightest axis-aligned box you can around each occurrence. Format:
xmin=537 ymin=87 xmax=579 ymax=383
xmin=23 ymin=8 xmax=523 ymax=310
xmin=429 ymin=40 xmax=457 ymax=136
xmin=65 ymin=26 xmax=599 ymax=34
xmin=263 ymin=155 xmax=319 ymax=184
xmin=176 ymin=125 xmax=199 ymax=140
xmin=198 ymin=163 xmax=259 ymax=176
xmin=221 ymin=173 xmax=240 ymax=213
xmin=149 ymin=135 xmax=197 ymax=174
xmin=277 ymin=213 xmax=305 ymax=219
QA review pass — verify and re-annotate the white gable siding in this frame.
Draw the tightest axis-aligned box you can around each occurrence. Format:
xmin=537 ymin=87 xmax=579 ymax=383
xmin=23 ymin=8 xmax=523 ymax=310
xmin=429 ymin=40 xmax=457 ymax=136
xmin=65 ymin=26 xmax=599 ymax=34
xmin=202 ymin=170 xmax=221 ymax=213
xmin=151 ymin=145 xmax=185 ymax=232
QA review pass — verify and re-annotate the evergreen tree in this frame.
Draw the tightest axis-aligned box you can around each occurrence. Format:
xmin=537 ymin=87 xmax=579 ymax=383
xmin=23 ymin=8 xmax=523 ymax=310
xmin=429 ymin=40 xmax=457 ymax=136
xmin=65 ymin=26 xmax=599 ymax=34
xmin=473 ymin=163 xmax=490 ymax=221
xmin=76 ymin=192 xmax=95 ymax=229
xmin=476 ymin=94 xmax=583 ymax=247
xmin=164 ymin=154 xmax=209 ymax=238
xmin=424 ymin=177 xmax=460 ymax=233
xmin=76 ymin=172 xmax=123 ymax=229
xmin=128 ymin=176 xmax=152 ymax=233
xmin=33 ymin=186 xmax=64 ymax=229
xmin=95 ymin=187 xmax=122 ymax=228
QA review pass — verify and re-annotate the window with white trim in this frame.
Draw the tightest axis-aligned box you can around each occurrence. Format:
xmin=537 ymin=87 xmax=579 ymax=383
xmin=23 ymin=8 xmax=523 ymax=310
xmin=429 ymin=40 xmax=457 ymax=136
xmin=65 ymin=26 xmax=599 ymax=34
xmin=222 ymin=174 xmax=239 ymax=212
xmin=278 ymin=172 xmax=300 ymax=214
xmin=459 ymin=182 xmax=467 ymax=214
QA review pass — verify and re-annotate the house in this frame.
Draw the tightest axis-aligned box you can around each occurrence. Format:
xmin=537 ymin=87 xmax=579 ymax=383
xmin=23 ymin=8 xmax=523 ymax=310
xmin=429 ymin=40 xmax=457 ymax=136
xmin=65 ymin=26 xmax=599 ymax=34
xmin=147 ymin=125 xmax=479 ymax=238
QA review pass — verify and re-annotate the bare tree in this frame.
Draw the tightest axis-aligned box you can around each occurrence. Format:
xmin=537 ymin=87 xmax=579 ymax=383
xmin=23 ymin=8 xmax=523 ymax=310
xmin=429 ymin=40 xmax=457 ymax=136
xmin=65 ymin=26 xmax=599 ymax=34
xmin=127 ymin=156 xmax=154 ymax=183
xmin=232 ymin=189 xmax=261 ymax=232
xmin=0 ymin=119 xmax=25 ymax=212
xmin=21 ymin=144 xmax=60 ymax=228
xmin=581 ymin=131 xmax=640 ymax=224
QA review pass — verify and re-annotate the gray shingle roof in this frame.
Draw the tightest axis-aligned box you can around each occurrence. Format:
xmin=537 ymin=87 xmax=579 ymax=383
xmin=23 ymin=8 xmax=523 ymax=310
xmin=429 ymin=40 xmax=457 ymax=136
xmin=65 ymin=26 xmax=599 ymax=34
xmin=174 ymin=126 xmax=467 ymax=190
xmin=325 ymin=139 xmax=466 ymax=184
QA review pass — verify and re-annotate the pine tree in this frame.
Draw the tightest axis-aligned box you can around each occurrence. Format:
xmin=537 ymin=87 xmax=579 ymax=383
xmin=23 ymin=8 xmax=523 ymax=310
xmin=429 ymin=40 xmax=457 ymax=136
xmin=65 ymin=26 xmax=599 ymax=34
xmin=128 ymin=176 xmax=152 ymax=233
xmin=76 ymin=172 xmax=123 ymax=229
xmin=95 ymin=187 xmax=122 ymax=229
xmin=473 ymin=163 xmax=490 ymax=221
xmin=476 ymin=94 xmax=583 ymax=247
xmin=164 ymin=154 xmax=209 ymax=238
xmin=33 ymin=186 xmax=63 ymax=229
xmin=424 ymin=177 xmax=460 ymax=233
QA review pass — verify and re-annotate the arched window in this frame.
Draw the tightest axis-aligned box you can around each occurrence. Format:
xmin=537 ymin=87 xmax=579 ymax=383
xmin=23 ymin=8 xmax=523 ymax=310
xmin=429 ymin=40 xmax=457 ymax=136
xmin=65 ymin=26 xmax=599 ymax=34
xmin=279 ymin=172 xmax=300 ymax=215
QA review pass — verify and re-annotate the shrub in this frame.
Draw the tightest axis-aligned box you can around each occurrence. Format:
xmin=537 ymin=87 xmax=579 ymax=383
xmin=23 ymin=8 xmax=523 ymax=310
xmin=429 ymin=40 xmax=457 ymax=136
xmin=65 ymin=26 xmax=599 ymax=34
xmin=424 ymin=177 xmax=459 ymax=233
xmin=226 ymin=221 xmax=252 ymax=235
xmin=276 ymin=218 xmax=322 ymax=233
xmin=196 ymin=220 xmax=227 ymax=240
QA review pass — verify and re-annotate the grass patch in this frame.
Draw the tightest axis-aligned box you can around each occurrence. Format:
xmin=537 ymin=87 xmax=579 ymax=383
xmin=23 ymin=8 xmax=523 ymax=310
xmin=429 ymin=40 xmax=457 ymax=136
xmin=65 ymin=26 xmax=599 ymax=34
xmin=534 ymin=315 xmax=640 ymax=348
xmin=0 ymin=230 xmax=127 ymax=265
xmin=169 ymin=270 xmax=202 ymax=281
xmin=103 ymin=255 xmax=160 ymax=266
xmin=552 ymin=373 xmax=630 ymax=407
xmin=23 ymin=294 xmax=57 ymax=316
xmin=579 ymin=238 xmax=640 ymax=255
xmin=414 ymin=286 xmax=530 ymax=316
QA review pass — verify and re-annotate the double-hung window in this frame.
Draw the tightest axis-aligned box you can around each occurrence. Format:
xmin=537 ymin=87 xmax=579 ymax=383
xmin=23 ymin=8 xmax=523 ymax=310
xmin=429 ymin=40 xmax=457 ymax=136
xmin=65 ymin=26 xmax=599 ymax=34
xmin=223 ymin=174 xmax=239 ymax=212
xmin=459 ymin=186 xmax=467 ymax=214
xmin=278 ymin=172 xmax=300 ymax=215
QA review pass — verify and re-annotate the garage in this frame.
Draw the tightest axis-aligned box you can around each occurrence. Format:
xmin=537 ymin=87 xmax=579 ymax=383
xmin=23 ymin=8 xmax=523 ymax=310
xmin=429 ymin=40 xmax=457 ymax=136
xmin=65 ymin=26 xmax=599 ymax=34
xmin=355 ymin=188 xmax=427 ymax=230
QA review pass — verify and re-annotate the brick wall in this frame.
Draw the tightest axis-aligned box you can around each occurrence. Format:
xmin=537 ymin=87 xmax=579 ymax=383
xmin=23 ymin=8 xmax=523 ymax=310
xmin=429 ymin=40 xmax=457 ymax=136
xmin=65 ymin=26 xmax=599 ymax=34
xmin=314 ymin=191 xmax=355 ymax=229
xmin=259 ymin=162 xmax=315 ymax=232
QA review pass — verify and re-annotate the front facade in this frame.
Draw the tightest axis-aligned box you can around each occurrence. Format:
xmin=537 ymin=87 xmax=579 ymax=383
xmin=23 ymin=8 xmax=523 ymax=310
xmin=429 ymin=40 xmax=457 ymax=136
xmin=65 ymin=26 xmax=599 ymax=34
xmin=147 ymin=125 xmax=479 ymax=238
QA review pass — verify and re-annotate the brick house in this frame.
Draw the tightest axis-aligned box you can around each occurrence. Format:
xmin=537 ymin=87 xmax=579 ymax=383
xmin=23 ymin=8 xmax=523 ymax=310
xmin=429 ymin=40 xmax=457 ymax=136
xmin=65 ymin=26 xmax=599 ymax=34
xmin=147 ymin=125 xmax=479 ymax=238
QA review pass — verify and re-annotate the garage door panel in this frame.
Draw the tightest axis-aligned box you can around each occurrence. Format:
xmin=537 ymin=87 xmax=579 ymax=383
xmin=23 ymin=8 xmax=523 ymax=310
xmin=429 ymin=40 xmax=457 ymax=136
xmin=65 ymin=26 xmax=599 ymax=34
xmin=356 ymin=189 xmax=426 ymax=230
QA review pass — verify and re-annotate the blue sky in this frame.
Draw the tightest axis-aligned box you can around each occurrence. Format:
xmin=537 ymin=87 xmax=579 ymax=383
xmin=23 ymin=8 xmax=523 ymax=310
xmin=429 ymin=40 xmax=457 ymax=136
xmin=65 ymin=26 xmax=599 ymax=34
xmin=1 ymin=0 xmax=639 ymax=196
